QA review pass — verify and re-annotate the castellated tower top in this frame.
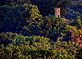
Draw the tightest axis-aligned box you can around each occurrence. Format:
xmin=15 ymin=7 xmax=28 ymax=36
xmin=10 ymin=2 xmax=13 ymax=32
xmin=55 ymin=7 xmax=61 ymax=18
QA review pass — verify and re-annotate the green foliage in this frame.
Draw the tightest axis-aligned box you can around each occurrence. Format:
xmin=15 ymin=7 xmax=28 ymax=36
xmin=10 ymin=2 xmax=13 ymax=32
xmin=23 ymin=16 xmax=68 ymax=41
xmin=0 ymin=0 xmax=82 ymax=59
xmin=29 ymin=5 xmax=42 ymax=20
xmin=0 ymin=32 xmax=80 ymax=59
xmin=0 ymin=32 xmax=51 ymax=50
xmin=0 ymin=3 xmax=43 ymax=33
xmin=76 ymin=48 xmax=82 ymax=59
xmin=75 ymin=16 xmax=82 ymax=28
xmin=65 ymin=24 xmax=82 ymax=42
xmin=71 ymin=16 xmax=82 ymax=29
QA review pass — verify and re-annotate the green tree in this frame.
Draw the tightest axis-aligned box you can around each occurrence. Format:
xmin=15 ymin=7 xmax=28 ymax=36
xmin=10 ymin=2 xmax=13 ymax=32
xmin=29 ymin=5 xmax=42 ymax=20
xmin=76 ymin=48 xmax=82 ymax=59
xmin=75 ymin=16 xmax=82 ymax=28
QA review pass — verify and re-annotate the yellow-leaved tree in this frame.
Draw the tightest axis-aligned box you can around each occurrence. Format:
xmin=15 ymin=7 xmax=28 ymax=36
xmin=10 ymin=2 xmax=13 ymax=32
xmin=29 ymin=5 xmax=42 ymax=21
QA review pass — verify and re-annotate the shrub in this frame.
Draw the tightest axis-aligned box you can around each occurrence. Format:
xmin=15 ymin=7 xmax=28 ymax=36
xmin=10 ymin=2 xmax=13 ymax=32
xmin=0 ymin=32 xmax=79 ymax=59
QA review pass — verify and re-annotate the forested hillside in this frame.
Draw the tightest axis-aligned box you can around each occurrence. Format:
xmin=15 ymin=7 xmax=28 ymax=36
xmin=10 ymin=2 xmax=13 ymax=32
xmin=0 ymin=0 xmax=82 ymax=59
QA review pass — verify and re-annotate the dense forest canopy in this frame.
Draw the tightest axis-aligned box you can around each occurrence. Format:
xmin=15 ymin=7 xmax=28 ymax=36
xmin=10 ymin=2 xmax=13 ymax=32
xmin=0 ymin=0 xmax=82 ymax=59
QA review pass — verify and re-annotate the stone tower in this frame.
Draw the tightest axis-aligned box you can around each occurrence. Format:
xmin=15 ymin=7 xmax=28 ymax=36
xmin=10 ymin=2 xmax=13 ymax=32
xmin=55 ymin=7 xmax=61 ymax=18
